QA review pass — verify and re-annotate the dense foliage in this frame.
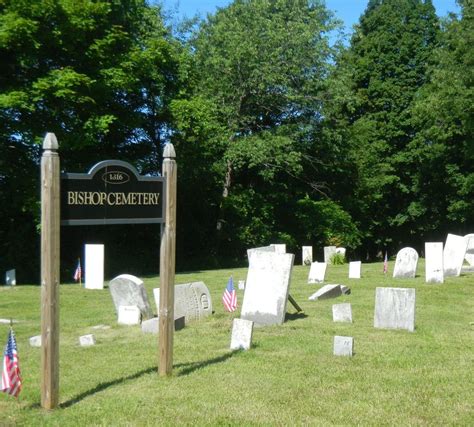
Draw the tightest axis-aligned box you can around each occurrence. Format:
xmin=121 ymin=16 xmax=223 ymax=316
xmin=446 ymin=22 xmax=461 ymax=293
xmin=0 ymin=0 xmax=471 ymax=281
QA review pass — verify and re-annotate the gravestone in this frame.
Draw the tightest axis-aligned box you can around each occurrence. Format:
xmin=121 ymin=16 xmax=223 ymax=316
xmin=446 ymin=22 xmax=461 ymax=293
xmin=238 ymin=280 xmax=245 ymax=290
xmin=374 ymin=287 xmax=415 ymax=332
xmin=241 ymin=249 xmax=294 ymax=327
xmin=443 ymin=233 xmax=468 ymax=277
xmin=230 ymin=318 xmax=254 ymax=351
xmin=5 ymin=269 xmax=16 ymax=286
xmin=141 ymin=316 xmax=185 ymax=334
xmin=29 ymin=335 xmax=42 ymax=347
xmin=271 ymin=244 xmax=286 ymax=254
xmin=109 ymin=274 xmax=154 ymax=320
xmin=464 ymin=234 xmax=474 ymax=266
xmin=153 ymin=281 xmax=212 ymax=323
xmin=302 ymin=246 xmax=313 ymax=266
xmin=118 ymin=305 xmax=141 ymax=325
xmin=336 ymin=247 xmax=346 ymax=257
xmin=393 ymin=247 xmax=418 ymax=278
xmin=425 ymin=242 xmax=444 ymax=284
xmin=332 ymin=303 xmax=352 ymax=323
xmin=348 ymin=261 xmax=361 ymax=279
xmin=308 ymin=284 xmax=350 ymax=301
xmin=79 ymin=334 xmax=96 ymax=346
xmin=333 ymin=336 xmax=353 ymax=357
xmin=85 ymin=244 xmax=104 ymax=289
xmin=308 ymin=262 xmax=327 ymax=283
xmin=324 ymin=246 xmax=337 ymax=263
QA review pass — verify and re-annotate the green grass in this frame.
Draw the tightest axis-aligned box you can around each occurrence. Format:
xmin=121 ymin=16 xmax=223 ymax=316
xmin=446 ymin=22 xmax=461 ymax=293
xmin=0 ymin=260 xmax=473 ymax=426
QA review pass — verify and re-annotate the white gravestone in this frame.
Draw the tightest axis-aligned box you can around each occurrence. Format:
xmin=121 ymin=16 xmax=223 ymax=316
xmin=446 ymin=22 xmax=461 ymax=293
xmin=308 ymin=262 xmax=327 ymax=283
xmin=374 ymin=287 xmax=415 ymax=332
xmin=308 ymin=284 xmax=350 ymax=301
xmin=153 ymin=281 xmax=213 ymax=323
xmin=302 ymin=246 xmax=313 ymax=266
xmin=425 ymin=242 xmax=444 ymax=284
xmin=29 ymin=335 xmax=42 ymax=347
xmin=238 ymin=280 xmax=245 ymax=290
xmin=79 ymin=334 xmax=96 ymax=346
xmin=109 ymin=274 xmax=154 ymax=320
xmin=271 ymin=244 xmax=286 ymax=254
xmin=5 ymin=269 xmax=16 ymax=286
xmin=332 ymin=303 xmax=352 ymax=323
xmin=324 ymin=246 xmax=337 ymax=263
xmin=443 ymin=233 xmax=468 ymax=277
xmin=85 ymin=244 xmax=104 ymax=289
xmin=230 ymin=318 xmax=254 ymax=351
xmin=393 ymin=247 xmax=419 ymax=278
xmin=333 ymin=336 xmax=353 ymax=357
xmin=463 ymin=234 xmax=474 ymax=266
xmin=348 ymin=261 xmax=361 ymax=279
xmin=335 ymin=247 xmax=346 ymax=257
xmin=241 ymin=250 xmax=294 ymax=327
xmin=118 ymin=305 xmax=141 ymax=325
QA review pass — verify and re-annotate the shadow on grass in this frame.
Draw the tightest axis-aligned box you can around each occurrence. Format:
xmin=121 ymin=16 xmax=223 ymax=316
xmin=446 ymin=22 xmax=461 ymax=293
xmin=285 ymin=312 xmax=308 ymax=321
xmin=59 ymin=366 xmax=156 ymax=409
xmin=175 ymin=351 xmax=235 ymax=377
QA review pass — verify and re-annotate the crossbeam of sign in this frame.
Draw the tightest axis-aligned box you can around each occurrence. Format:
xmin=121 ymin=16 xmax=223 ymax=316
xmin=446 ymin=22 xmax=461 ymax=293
xmin=61 ymin=160 xmax=165 ymax=225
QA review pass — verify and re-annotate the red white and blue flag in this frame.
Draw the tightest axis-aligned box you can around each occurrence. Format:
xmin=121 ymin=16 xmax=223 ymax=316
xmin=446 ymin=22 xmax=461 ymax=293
xmin=73 ymin=259 xmax=82 ymax=282
xmin=222 ymin=276 xmax=237 ymax=312
xmin=383 ymin=251 xmax=388 ymax=274
xmin=1 ymin=329 xmax=22 ymax=398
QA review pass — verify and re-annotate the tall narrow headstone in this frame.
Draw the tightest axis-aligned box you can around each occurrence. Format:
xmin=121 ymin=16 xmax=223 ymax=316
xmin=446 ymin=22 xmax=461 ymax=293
xmin=85 ymin=244 xmax=104 ymax=289
xmin=324 ymin=246 xmax=337 ymax=263
xmin=374 ymin=287 xmax=415 ymax=332
xmin=443 ymin=233 xmax=467 ymax=277
xmin=241 ymin=250 xmax=294 ymax=326
xmin=230 ymin=318 xmax=254 ymax=350
xmin=302 ymin=246 xmax=313 ymax=266
xmin=463 ymin=233 xmax=474 ymax=266
xmin=393 ymin=247 xmax=418 ymax=278
xmin=5 ymin=269 xmax=16 ymax=286
xmin=425 ymin=242 xmax=444 ymax=283
xmin=308 ymin=262 xmax=327 ymax=283
xmin=348 ymin=261 xmax=361 ymax=279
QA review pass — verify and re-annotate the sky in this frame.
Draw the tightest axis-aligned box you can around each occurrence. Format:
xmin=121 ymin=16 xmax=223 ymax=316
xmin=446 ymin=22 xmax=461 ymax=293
xmin=161 ymin=0 xmax=460 ymax=32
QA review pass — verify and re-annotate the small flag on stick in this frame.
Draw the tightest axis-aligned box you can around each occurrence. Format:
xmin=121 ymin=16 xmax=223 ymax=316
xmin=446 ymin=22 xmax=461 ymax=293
xmin=383 ymin=251 xmax=388 ymax=275
xmin=222 ymin=276 xmax=237 ymax=312
xmin=1 ymin=327 xmax=22 ymax=398
xmin=74 ymin=258 xmax=82 ymax=284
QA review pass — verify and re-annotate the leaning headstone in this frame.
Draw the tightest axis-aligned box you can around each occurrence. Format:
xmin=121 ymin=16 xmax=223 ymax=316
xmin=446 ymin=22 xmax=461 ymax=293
xmin=5 ymin=269 xmax=16 ymax=286
xmin=348 ymin=261 xmax=361 ymax=279
xmin=271 ymin=244 xmax=286 ymax=254
xmin=241 ymin=250 xmax=294 ymax=327
xmin=153 ymin=281 xmax=212 ymax=323
xmin=333 ymin=336 xmax=354 ymax=357
xmin=118 ymin=305 xmax=141 ymax=325
xmin=463 ymin=233 xmax=474 ymax=266
xmin=308 ymin=262 xmax=327 ymax=283
xmin=141 ymin=316 xmax=185 ymax=334
xmin=230 ymin=318 xmax=254 ymax=351
xmin=85 ymin=244 xmax=104 ymax=289
xmin=308 ymin=284 xmax=350 ymax=301
xmin=425 ymin=242 xmax=444 ymax=284
xmin=443 ymin=233 xmax=468 ymax=277
xmin=302 ymin=246 xmax=313 ymax=266
xmin=109 ymin=274 xmax=154 ymax=320
xmin=324 ymin=246 xmax=337 ymax=263
xmin=332 ymin=303 xmax=352 ymax=323
xmin=374 ymin=287 xmax=415 ymax=332
xmin=29 ymin=335 xmax=42 ymax=347
xmin=393 ymin=247 xmax=419 ymax=278
xmin=79 ymin=334 xmax=96 ymax=346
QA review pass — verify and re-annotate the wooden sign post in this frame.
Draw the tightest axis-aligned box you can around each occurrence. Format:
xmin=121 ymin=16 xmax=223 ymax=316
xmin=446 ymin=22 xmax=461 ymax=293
xmin=41 ymin=133 xmax=60 ymax=409
xmin=158 ymin=144 xmax=177 ymax=376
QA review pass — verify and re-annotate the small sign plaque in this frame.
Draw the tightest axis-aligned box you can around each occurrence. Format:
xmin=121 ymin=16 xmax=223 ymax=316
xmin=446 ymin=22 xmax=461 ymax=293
xmin=61 ymin=160 xmax=165 ymax=225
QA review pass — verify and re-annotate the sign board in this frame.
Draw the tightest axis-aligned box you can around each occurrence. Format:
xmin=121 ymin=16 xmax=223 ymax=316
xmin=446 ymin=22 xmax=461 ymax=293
xmin=61 ymin=160 xmax=165 ymax=225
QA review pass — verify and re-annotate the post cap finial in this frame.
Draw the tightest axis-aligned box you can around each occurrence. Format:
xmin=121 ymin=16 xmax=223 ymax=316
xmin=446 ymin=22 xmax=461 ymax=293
xmin=163 ymin=143 xmax=176 ymax=159
xmin=43 ymin=132 xmax=58 ymax=150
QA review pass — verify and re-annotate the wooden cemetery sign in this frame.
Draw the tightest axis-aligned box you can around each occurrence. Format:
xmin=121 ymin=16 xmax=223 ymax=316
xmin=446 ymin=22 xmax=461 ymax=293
xmin=40 ymin=133 xmax=176 ymax=409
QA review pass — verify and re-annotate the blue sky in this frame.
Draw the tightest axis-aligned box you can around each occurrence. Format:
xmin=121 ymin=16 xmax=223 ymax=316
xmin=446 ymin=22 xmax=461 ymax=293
xmin=161 ymin=0 xmax=460 ymax=31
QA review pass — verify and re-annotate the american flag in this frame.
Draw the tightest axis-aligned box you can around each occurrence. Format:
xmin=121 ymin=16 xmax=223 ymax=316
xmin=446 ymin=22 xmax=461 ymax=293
xmin=74 ymin=259 xmax=82 ymax=282
xmin=1 ymin=329 xmax=22 ymax=398
xmin=383 ymin=251 xmax=388 ymax=274
xmin=222 ymin=276 xmax=237 ymax=312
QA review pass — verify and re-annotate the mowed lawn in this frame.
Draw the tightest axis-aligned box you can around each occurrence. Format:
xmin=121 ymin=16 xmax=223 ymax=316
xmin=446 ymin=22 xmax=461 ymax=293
xmin=0 ymin=260 xmax=473 ymax=425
